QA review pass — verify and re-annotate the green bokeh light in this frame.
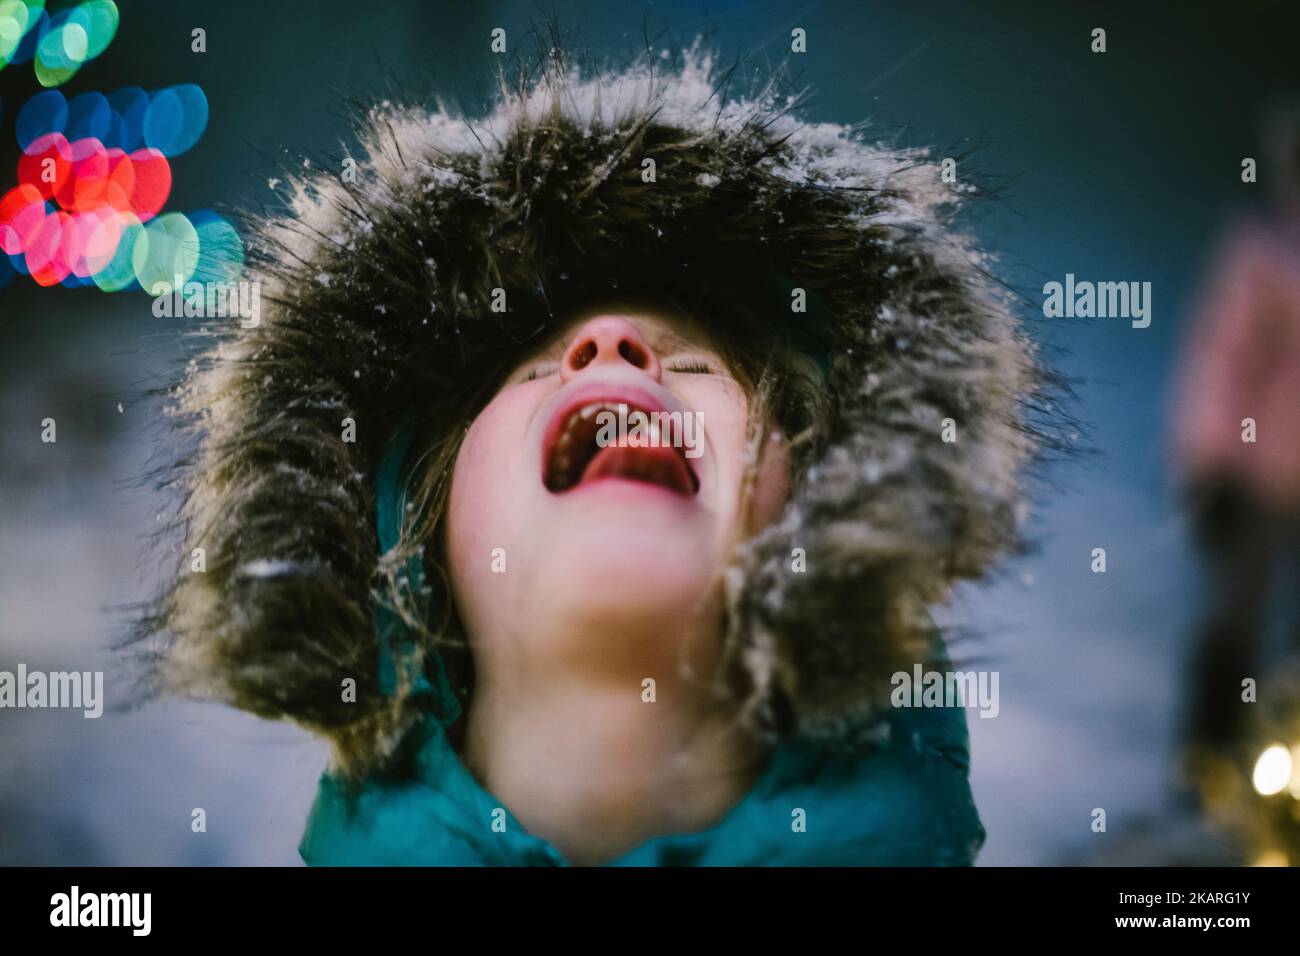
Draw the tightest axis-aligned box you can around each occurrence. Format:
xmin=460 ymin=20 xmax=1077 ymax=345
xmin=91 ymin=212 xmax=143 ymax=292
xmin=35 ymin=23 xmax=85 ymax=87
xmin=82 ymin=0 xmax=116 ymax=58
xmin=191 ymin=214 xmax=246 ymax=284
xmin=132 ymin=212 xmax=198 ymax=295
xmin=0 ymin=0 xmax=43 ymax=67
xmin=31 ymin=1 xmax=116 ymax=85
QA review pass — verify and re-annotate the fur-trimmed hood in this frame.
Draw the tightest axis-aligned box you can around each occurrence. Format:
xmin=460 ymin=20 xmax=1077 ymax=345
xmin=141 ymin=45 xmax=1046 ymax=778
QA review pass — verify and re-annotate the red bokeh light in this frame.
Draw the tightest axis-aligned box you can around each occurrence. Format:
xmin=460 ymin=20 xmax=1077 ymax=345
xmin=0 ymin=184 xmax=49 ymax=256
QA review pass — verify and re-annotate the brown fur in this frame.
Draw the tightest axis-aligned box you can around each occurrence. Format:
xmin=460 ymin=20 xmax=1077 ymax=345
xmin=134 ymin=45 xmax=1056 ymax=777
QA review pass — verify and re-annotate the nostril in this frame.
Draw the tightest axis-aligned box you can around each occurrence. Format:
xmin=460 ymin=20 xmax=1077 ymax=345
xmin=617 ymin=339 xmax=648 ymax=369
xmin=570 ymin=340 xmax=597 ymax=371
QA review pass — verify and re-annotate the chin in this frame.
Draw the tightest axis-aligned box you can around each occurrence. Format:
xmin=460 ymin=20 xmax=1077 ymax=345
xmin=561 ymin=531 xmax=714 ymax=594
xmin=529 ymin=521 xmax=720 ymax=623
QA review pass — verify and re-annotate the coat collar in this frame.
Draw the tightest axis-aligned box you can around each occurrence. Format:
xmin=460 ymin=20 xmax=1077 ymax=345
xmin=299 ymin=682 xmax=985 ymax=866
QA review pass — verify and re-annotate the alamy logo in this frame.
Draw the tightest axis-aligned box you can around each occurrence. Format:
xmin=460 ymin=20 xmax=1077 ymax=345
xmin=50 ymin=886 xmax=151 ymax=936
xmin=1042 ymin=273 xmax=1151 ymax=328
xmin=890 ymin=665 xmax=1000 ymax=718
xmin=152 ymin=274 xmax=261 ymax=328
xmin=594 ymin=403 xmax=703 ymax=459
xmin=0 ymin=665 xmax=103 ymax=718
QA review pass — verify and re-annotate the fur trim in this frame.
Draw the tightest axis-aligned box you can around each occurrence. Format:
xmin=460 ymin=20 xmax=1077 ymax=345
xmin=138 ymin=45 xmax=1048 ymax=775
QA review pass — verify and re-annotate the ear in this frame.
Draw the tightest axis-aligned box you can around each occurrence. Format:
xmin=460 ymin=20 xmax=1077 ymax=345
xmin=748 ymin=427 xmax=792 ymax=533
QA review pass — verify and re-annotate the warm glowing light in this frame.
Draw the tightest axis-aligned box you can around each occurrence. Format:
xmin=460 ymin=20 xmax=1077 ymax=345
xmin=1251 ymin=850 xmax=1289 ymax=867
xmin=1252 ymin=743 xmax=1293 ymax=796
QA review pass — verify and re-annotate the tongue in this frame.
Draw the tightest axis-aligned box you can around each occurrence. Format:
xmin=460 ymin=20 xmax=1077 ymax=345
xmin=578 ymin=445 xmax=695 ymax=495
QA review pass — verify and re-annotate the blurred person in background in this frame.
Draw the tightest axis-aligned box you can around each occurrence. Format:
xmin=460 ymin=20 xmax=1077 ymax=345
xmin=1171 ymin=102 xmax=1300 ymax=842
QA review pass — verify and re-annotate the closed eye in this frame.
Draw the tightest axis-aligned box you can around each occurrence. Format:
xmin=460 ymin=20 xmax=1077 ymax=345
xmin=665 ymin=360 xmax=714 ymax=375
xmin=522 ymin=364 xmax=559 ymax=383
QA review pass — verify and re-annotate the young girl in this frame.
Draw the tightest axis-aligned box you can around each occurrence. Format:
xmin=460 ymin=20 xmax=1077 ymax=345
xmin=140 ymin=45 xmax=1046 ymax=866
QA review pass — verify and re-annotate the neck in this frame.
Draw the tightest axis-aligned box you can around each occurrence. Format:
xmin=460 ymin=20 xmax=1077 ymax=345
xmin=461 ymin=651 xmax=769 ymax=866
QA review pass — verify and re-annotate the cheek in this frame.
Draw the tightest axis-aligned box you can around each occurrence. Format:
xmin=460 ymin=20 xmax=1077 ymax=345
xmin=691 ymin=381 xmax=790 ymax=531
xmin=446 ymin=392 xmax=536 ymax=600
xmin=445 ymin=431 xmax=489 ymax=611
xmin=448 ymin=424 xmax=491 ymax=549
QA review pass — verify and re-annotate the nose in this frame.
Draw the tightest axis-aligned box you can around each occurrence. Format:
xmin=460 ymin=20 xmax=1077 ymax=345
xmin=558 ymin=314 xmax=662 ymax=384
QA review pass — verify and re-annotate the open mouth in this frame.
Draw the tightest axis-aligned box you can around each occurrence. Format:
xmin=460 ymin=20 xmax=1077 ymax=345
xmin=541 ymin=391 xmax=700 ymax=497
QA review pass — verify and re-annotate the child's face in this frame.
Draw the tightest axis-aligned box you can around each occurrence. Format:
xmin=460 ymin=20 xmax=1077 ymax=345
xmin=446 ymin=310 xmax=790 ymax=680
